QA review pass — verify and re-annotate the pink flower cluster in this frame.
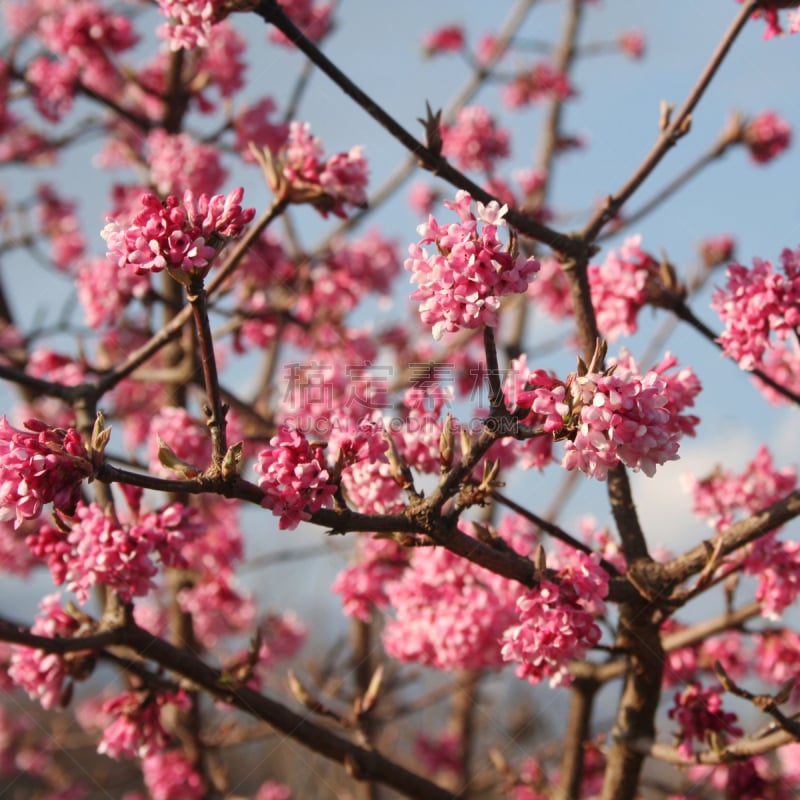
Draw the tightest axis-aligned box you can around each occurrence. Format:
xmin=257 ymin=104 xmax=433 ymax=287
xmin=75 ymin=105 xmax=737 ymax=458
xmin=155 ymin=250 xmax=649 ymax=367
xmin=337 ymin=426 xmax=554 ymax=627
xmin=501 ymin=552 xmax=608 ymax=687
xmin=102 ymin=187 xmax=254 ymax=277
xmin=27 ymin=501 xmax=205 ymax=604
xmin=383 ymin=536 xmax=522 ymax=671
xmin=35 ymin=184 xmax=86 ymax=271
xmin=142 ymin=750 xmax=204 ymax=800
xmin=422 ymin=25 xmax=465 ymax=56
xmin=618 ymin=29 xmax=645 ymax=59
xmin=747 ymin=536 xmax=800 ymax=619
xmin=275 ymin=121 xmax=369 ymax=218
xmin=588 ymin=235 xmax=663 ymax=341
xmin=36 ymin=0 xmax=137 ymax=96
xmin=740 ymin=0 xmax=800 ymax=39
xmin=441 ymin=105 xmax=510 ymax=173
xmin=502 ymin=62 xmax=574 ymax=108
xmin=157 ymin=0 xmax=231 ymax=51
xmin=668 ymin=682 xmax=742 ymax=757
xmin=98 ymin=689 xmax=189 ymax=759
xmin=255 ymin=781 xmax=293 ymax=800
xmin=698 ymin=234 xmax=735 ymax=268
xmin=405 ymin=191 xmax=540 ymax=340
xmin=502 ymin=351 xmax=700 ymax=479
xmin=0 ymin=417 xmax=92 ymax=527
xmin=684 ymin=445 xmax=796 ymax=533
xmin=269 ymin=0 xmax=333 ymax=47
xmin=562 ymin=355 xmax=700 ymax=479
xmin=332 ymin=536 xmax=409 ymax=622
xmin=254 ymin=426 xmax=337 ymax=529
xmin=526 ymin=256 xmax=573 ymax=320
xmin=77 ymin=256 xmax=151 ymax=329
xmin=8 ymin=594 xmax=84 ymax=709
xmin=26 ymin=57 xmax=79 ymax=123
xmin=743 ymin=111 xmax=792 ymax=164
xmin=235 ymin=97 xmax=290 ymax=161
xmin=711 ymin=246 xmax=800 ymax=370
xmin=146 ymin=130 xmax=227 ymax=196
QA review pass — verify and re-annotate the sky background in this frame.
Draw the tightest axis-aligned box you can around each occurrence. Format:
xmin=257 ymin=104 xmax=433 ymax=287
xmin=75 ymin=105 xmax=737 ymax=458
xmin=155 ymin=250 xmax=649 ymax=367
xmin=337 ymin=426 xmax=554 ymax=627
xmin=1 ymin=0 xmax=799 ymax=769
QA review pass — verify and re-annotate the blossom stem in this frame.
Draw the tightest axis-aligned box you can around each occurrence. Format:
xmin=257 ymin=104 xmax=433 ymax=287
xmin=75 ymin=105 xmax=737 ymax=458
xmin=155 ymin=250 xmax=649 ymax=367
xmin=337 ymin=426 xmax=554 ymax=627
xmin=490 ymin=490 xmax=620 ymax=576
xmin=187 ymin=277 xmax=228 ymax=467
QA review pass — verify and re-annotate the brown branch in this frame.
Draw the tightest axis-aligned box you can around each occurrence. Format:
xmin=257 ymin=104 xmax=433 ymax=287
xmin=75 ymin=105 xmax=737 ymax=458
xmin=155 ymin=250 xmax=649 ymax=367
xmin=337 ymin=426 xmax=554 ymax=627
xmin=252 ymin=0 xmax=583 ymax=258
xmin=670 ymin=300 xmax=800 ymax=406
xmin=580 ymin=0 xmax=757 ymax=243
xmin=556 ymin=677 xmax=599 ymax=800
xmin=660 ymin=489 xmax=800 ymax=590
xmin=187 ymin=278 xmax=228 ymax=466
xmin=490 ymin=489 xmax=620 ymax=576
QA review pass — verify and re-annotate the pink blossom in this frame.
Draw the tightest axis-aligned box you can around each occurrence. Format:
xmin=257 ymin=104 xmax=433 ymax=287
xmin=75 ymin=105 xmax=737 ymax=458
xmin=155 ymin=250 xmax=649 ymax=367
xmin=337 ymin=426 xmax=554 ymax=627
xmin=257 ymin=611 xmax=307 ymax=668
xmin=407 ymin=182 xmax=439 ymax=216
xmin=21 ymin=348 xmax=86 ymax=429
xmin=698 ymin=234 xmax=735 ymax=268
xmin=192 ymin=22 xmax=247 ymax=105
xmin=442 ymin=105 xmax=510 ymax=173
xmin=235 ymin=97 xmax=290 ymax=161
xmin=8 ymin=594 xmax=86 ymax=709
xmin=687 ymin=759 xmax=774 ymax=799
xmin=476 ymin=34 xmax=504 ymax=65
xmin=414 ymin=731 xmax=462 ymax=776
xmin=668 ymin=682 xmax=742 ymax=757
xmin=26 ymin=57 xmax=79 ymax=122
xmin=269 ymin=121 xmax=369 ymax=217
xmin=102 ymin=188 xmax=254 ymax=278
xmin=588 ymin=235 xmax=663 ymax=341
xmin=178 ymin=572 xmax=256 ymax=647
xmin=146 ymin=130 xmax=228 ymax=196
xmin=562 ymin=353 xmax=700 ymax=480
xmin=384 ymin=534 xmax=523 ymax=671
xmin=683 ymin=445 xmax=796 ymax=533
xmin=269 ymin=0 xmax=333 ymax=46
xmin=77 ymin=256 xmax=151 ymax=329
xmin=0 ymin=417 xmax=92 ymax=526
xmin=422 ymin=25 xmax=464 ymax=56
xmin=36 ymin=1 xmax=137 ymax=96
xmin=254 ymin=426 xmax=337 ymax=529
xmin=0 ymin=518 xmax=37 ymax=575
xmin=157 ymin=0 xmax=231 ymax=51
xmin=502 ymin=62 xmax=574 ymax=108
xmin=618 ymin=29 xmax=645 ymax=59
xmin=141 ymin=750 xmax=204 ymax=800
xmin=341 ymin=458 xmax=404 ymax=515
xmin=255 ymin=781 xmax=293 ymax=800
xmin=147 ymin=407 xmax=209 ymax=477
xmin=27 ymin=500 xmax=205 ymax=604
xmin=746 ymin=536 xmax=800 ymax=619
xmin=756 ymin=340 xmax=800 ymax=404
xmin=743 ymin=111 xmax=792 ymax=163
xmin=755 ymin=629 xmax=800 ymax=699
xmin=332 ymin=536 xmax=409 ymax=622
xmin=405 ymin=190 xmax=539 ymax=340
xmin=740 ymin=1 xmax=800 ymax=39
xmin=35 ymin=184 xmax=86 ymax=270
xmin=501 ymin=552 xmax=608 ymax=687
xmin=712 ymin=248 xmax=800 ymax=370
xmin=98 ymin=690 xmax=189 ymax=759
